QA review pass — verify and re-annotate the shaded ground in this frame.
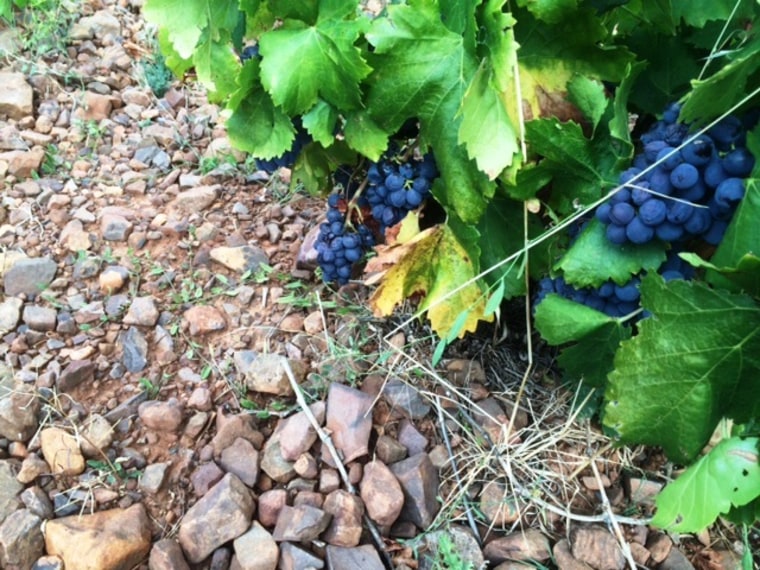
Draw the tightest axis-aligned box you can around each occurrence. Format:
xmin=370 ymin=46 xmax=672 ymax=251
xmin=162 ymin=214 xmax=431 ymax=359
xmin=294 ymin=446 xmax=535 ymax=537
xmin=0 ymin=1 xmax=753 ymax=569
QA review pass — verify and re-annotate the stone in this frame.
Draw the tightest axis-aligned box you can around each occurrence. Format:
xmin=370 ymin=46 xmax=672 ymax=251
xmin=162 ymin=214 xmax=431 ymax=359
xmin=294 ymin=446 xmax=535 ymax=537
xmin=570 ymin=526 xmax=625 ymax=570
xmin=322 ymin=490 xmax=363 ymax=547
xmin=138 ymin=462 xmax=170 ymax=495
xmin=389 ymin=453 xmax=440 ymax=529
xmin=75 ymin=10 xmax=121 ymax=38
xmin=233 ymin=522 xmax=278 ymax=570
xmin=375 ymin=435 xmax=408 ymax=465
xmin=0 ymin=461 xmax=22 ymax=524
xmin=279 ymin=542 xmax=324 ymax=570
xmin=40 ymin=427 xmax=85 ymax=475
xmin=79 ymin=91 xmax=112 ymax=121
xmin=168 ymin=186 xmax=219 ymax=217
xmin=80 ymin=413 xmax=113 ymax=457
xmin=278 ymin=402 xmax=325 ymax=461
xmin=628 ymin=478 xmax=664 ymax=507
xmin=57 ymin=360 xmax=95 ymax=393
xmin=44 ymin=504 xmax=151 ymax=570
xmin=17 ymin=455 xmax=49 ymax=484
xmin=211 ymin=413 xmax=264 ymax=457
xmin=187 ymin=386 xmax=212 ymax=411
xmin=219 ymin=437 xmax=260 ymax=488
xmin=293 ymin=453 xmax=319 ymax=479
xmin=139 ymin=398 xmax=184 ymax=432
xmin=272 ymin=505 xmax=331 ymax=543
xmin=123 ymin=296 xmax=159 ymax=326
xmin=484 ymin=530 xmax=552 ymax=565
xmin=553 ymin=539 xmax=594 ymax=570
xmin=22 ymin=305 xmax=57 ymax=331
xmin=120 ymin=326 xmax=148 ymax=372
xmin=258 ymin=489 xmax=288 ymax=528
xmin=419 ymin=527 xmax=484 ymax=570
xmin=1 ymin=148 xmax=45 ymax=177
xmin=210 ymin=245 xmax=270 ymax=273
xmin=3 ymin=257 xmax=57 ymax=297
xmin=149 ymin=539 xmax=191 ymax=570
xmin=325 ymin=383 xmax=373 ymax=464
xmin=0 ymin=509 xmax=44 ymax=568
xmin=239 ymin=353 xmax=297 ymax=396
xmin=183 ymin=305 xmax=226 ymax=336
xmin=260 ymin=430 xmax=296 ymax=484
xmin=472 ymin=397 xmax=529 ymax=444
xmin=0 ymin=72 xmax=33 ymax=120
xmin=479 ymin=480 xmax=520 ymax=526
xmin=0 ymin=382 xmax=39 ymax=442
xmin=101 ymin=214 xmax=132 ymax=241
xmin=190 ymin=462 xmax=225 ymax=497
xmin=383 ymin=377 xmax=431 ymax=419
xmin=360 ymin=460 xmax=404 ymax=529
xmin=326 ymin=545 xmax=385 ymax=570
xmin=98 ymin=266 xmax=130 ymax=292
xmin=296 ymin=225 xmax=320 ymax=271
xmin=659 ymin=548 xmax=696 ymax=570
xmin=178 ymin=474 xmax=255 ymax=563
xmin=0 ymin=297 xmax=22 ymax=334
xmin=30 ymin=555 xmax=64 ymax=570
xmin=397 ymin=419 xmax=428 ymax=455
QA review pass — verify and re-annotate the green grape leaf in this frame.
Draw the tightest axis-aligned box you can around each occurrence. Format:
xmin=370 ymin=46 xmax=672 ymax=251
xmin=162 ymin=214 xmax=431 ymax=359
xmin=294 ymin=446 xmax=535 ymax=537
xmin=458 ymin=64 xmax=520 ymax=180
xmin=193 ymin=35 xmax=241 ymax=102
xmin=515 ymin=0 xmax=578 ymax=24
xmin=369 ymin=224 xmax=491 ymax=338
xmin=524 ymin=118 xmax=623 ymax=213
xmin=302 ymin=100 xmax=338 ymax=148
xmin=683 ymin=253 xmax=760 ymax=298
xmin=609 ymin=0 xmax=676 ymax=35
xmin=258 ymin=9 xmax=371 ymax=115
xmin=604 ymin=275 xmax=760 ymax=463
xmin=439 ymin=0 xmax=478 ymax=49
xmin=534 ymin=295 xmax=631 ymax=389
xmin=567 ymin=75 xmax=608 ymax=133
xmin=291 ymin=142 xmax=332 ymax=194
xmin=609 ymin=61 xmax=645 ymax=149
xmin=671 ymin=0 xmax=758 ymax=27
xmin=365 ymin=2 xmax=494 ymax=223
xmin=679 ymin=35 xmax=760 ymax=124
xmin=476 ymin=195 xmax=529 ymax=295
xmin=343 ymin=111 xmax=389 ymax=162
xmin=625 ymin=33 xmax=700 ymax=116
xmin=652 ymin=437 xmax=760 ymax=532
xmin=226 ymin=94 xmax=295 ymax=159
xmin=557 ymin=219 xmax=666 ymax=287
xmin=143 ymin=0 xmax=206 ymax=58
xmin=157 ymin=27 xmax=193 ymax=78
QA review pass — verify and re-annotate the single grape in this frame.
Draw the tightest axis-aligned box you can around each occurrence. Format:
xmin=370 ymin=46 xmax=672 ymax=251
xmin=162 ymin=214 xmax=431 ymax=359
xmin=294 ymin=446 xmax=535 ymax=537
xmin=655 ymin=221 xmax=685 ymax=242
xmin=595 ymin=203 xmax=612 ymax=224
xmin=670 ymin=163 xmax=699 ymax=190
xmin=661 ymin=270 xmax=685 ymax=281
xmin=708 ymin=198 xmax=732 ymax=220
xmin=664 ymin=123 xmax=688 ymax=146
xmin=722 ymin=147 xmax=755 ymax=177
xmin=412 ymin=177 xmax=431 ymax=194
xmin=606 ymin=223 xmax=628 ymax=244
xmin=631 ymin=184 xmax=652 ymax=205
xmin=619 ymin=167 xmax=642 ymax=185
xmin=662 ymin=102 xmax=681 ymax=124
xmin=598 ymin=282 xmax=615 ymax=298
xmin=683 ymin=208 xmax=711 ymax=234
xmin=655 ymin=146 xmax=683 ymax=170
xmin=626 ymin=216 xmax=655 ymax=244
xmin=714 ymin=177 xmax=745 ymax=208
xmin=615 ymin=281 xmax=640 ymax=302
xmin=648 ymin=168 xmax=674 ymax=196
xmin=638 ymin=199 xmax=667 ymax=226
xmin=681 ymin=135 xmax=714 ymax=166
xmin=399 ymin=163 xmax=414 ymax=179
xmin=609 ymin=202 xmax=635 ymax=225
xmin=666 ymin=201 xmax=694 ymax=224
xmin=644 ymin=140 xmax=668 ymax=163
xmin=679 ymin=180 xmax=706 ymax=202
xmin=610 ymin=188 xmax=632 ymax=204
xmin=389 ymin=189 xmax=407 ymax=208
xmin=417 ymin=154 xmax=439 ymax=179
xmin=406 ymin=188 xmax=423 ymax=208
xmin=708 ymin=115 xmax=744 ymax=151
xmin=703 ymin=220 xmax=728 ymax=245
xmin=703 ymin=159 xmax=728 ymax=189
xmin=326 ymin=208 xmax=343 ymax=223
xmin=385 ymin=173 xmax=405 ymax=192
xmin=367 ymin=164 xmax=384 ymax=184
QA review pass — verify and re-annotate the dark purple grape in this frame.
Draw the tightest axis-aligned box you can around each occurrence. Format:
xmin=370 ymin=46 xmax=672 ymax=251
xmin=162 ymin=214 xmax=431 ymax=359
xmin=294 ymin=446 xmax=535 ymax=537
xmin=655 ymin=222 xmax=685 ymax=242
xmin=412 ymin=177 xmax=431 ymax=194
xmin=722 ymin=147 xmax=755 ymax=177
xmin=615 ymin=281 xmax=640 ymax=302
xmin=619 ymin=167 xmax=642 ymax=184
xmin=708 ymin=115 xmax=743 ymax=151
xmin=662 ymin=102 xmax=681 ymax=124
xmin=389 ymin=190 xmax=407 ymax=208
xmin=661 ymin=270 xmax=685 ymax=281
xmin=703 ymin=159 xmax=728 ymax=188
xmin=367 ymin=164 xmax=384 ymax=184
xmin=644 ymin=140 xmax=668 ymax=163
xmin=385 ymin=173 xmax=405 ymax=192
xmin=626 ymin=216 xmax=655 ymax=244
xmin=703 ymin=220 xmax=728 ymax=245
xmin=606 ymin=223 xmax=628 ymax=244
xmin=679 ymin=180 xmax=707 ymax=202
xmin=681 ymin=135 xmax=714 ymax=166
xmin=666 ymin=201 xmax=694 ymax=224
xmin=610 ymin=202 xmax=635 ymax=225
xmin=610 ymin=188 xmax=632 ymax=204
xmin=639 ymin=199 xmax=667 ymax=226
xmin=714 ymin=177 xmax=745 ymax=208
xmin=655 ymin=147 xmax=683 ymax=170
xmin=684 ymin=208 xmax=711 ymax=234
xmin=648 ymin=168 xmax=674 ymax=196
xmin=596 ymin=203 xmax=612 ymax=224
xmin=406 ymin=189 xmax=423 ymax=207
xmin=326 ymin=208 xmax=343 ymax=223
xmin=631 ymin=184 xmax=652 ymax=205
xmin=670 ymin=163 xmax=699 ymax=189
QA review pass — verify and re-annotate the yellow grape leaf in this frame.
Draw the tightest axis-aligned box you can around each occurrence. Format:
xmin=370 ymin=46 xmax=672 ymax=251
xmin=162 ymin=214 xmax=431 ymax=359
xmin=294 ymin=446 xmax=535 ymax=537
xmin=369 ymin=224 xmax=491 ymax=337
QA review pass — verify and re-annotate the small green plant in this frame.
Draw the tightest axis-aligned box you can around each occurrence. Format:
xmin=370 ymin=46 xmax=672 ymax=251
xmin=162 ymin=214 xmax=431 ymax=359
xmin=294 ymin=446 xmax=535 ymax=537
xmin=138 ymin=376 xmax=160 ymax=399
xmin=431 ymin=534 xmax=473 ymax=570
xmin=86 ymin=458 xmax=141 ymax=486
xmin=140 ymin=51 xmax=174 ymax=97
xmin=72 ymin=118 xmax=106 ymax=153
xmin=41 ymin=144 xmax=70 ymax=176
xmin=2 ymin=0 xmax=77 ymax=59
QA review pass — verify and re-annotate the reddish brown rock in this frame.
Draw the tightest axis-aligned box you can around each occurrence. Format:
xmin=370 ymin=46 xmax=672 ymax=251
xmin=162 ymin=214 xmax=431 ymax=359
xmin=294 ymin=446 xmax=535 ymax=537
xmin=138 ymin=398 xmax=184 ymax=432
xmin=44 ymin=504 xmax=151 ymax=570
xmin=570 ymin=526 xmax=625 ymax=570
xmin=272 ymin=505 xmax=331 ymax=543
xmin=219 ymin=437 xmax=260 ymax=488
xmin=389 ymin=453 xmax=439 ymax=529
xmin=321 ymin=490 xmax=363 ymax=547
xmin=484 ymin=530 xmax=551 ymax=565
xmin=360 ymin=460 xmax=404 ymax=529
xmin=279 ymin=402 xmax=325 ymax=461
xmin=258 ymin=489 xmax=288 ymax=528
xmin=326 ymin=545 xmax=385 ymax=570
xmin=183 ymin=305 xmax=226 ymax=336
xmin=149 ymin=538 xmax=191 ymax=570
xmin=325 ymin=383 xmax=373 ymax=465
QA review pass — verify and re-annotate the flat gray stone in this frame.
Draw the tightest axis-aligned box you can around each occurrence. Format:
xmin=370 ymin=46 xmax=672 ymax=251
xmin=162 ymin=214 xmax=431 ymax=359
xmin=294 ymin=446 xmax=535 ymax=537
xmin=0 ymin=508 xmax=44 ymax=568
xmin=3 ymin=257 xmax=57 ymax=297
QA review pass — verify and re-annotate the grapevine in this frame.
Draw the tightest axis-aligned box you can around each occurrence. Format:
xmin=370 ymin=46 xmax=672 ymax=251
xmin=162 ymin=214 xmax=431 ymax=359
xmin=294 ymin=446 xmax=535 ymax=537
xmin=144 ymin=0 xmax=760 ymax=535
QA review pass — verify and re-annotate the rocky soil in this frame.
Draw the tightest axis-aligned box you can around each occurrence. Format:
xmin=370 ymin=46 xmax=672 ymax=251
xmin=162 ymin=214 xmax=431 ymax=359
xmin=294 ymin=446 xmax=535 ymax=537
xmin=0 ymin=1 xmax=753 ymax=569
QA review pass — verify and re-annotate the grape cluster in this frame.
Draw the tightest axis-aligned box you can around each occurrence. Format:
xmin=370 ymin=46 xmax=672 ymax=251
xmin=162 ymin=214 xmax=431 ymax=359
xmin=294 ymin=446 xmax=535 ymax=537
xmin=596 ymin=103 xmax=755 ymax=246
xmin=535 ymin=250 xmax=695 ymax=319
xmin=364 ymin=154 xmax=438 ymax=229
xmin=315 ymin=194 xmax=375 ymax=285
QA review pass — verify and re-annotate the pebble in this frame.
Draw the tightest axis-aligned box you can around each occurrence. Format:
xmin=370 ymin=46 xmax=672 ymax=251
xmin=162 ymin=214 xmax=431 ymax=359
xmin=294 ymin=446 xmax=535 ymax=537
xmin=183 ymin=305 xmax=226 ymax=336
xmin=325 ymin=383 xmax=373 ymax=465
xmin=120 ymin=326 xmax=149 ymax=372
xmin=279 ymin=542 xmax=324 ymax=570
xmin=123 ymin=295 xmax=159 ymax=326
xmin=272 ymin=504 xmax=331 ymax=543
xmin=219 ymin=437 xmax=260 ymax=488
xmin=233 ymin=522 xmax=278 ymax=570
xmin=0 ymin=297 xmax=22 ymax=335
xmin=322 ymin=490 xmax=363 ymax=547
xmin=239 ymin=353 xmax=298 ymax=397
xmin=210 ymin=245 xmax=269 ymax=274
xmin=99 ymin=266 xmax=129 ymax=293
xmin=485 ymin=529 xmax=552 ymax=566
xmin=0 ymin=508 xmax=44 ymax=568
xmin=39 ymin=427 xmax=85 ymax=475
xmin=57 ymin=359 xmax=95 ymax=392
xmin=0 ymin=382 xmax=39 ymax=441
xmin=149 ymin=539 xmax=191 ymax=570
xmin=420 ymin=527 xmax=484 ymax=570
xmin=0 ymin=72 xmax=33 ymax=120
xmin=138 ymin=461 xmax=170 ymax=494
xmin=390 ymin=453 xmax=440 ymax=529
xmin=383 ymin=377 xmax=431 ymax=419
xmin=138 ymin=398 xmax=184 ymax=432
xmin=3 ymin=257 xmax=57 ymax=297
xmin=168 ymin=186 xmax=219 ymax=217
xmin=360 ymin=460 xmax=404 ymax=529
xmin=278 ymin=402 xmax=325 ymax=461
